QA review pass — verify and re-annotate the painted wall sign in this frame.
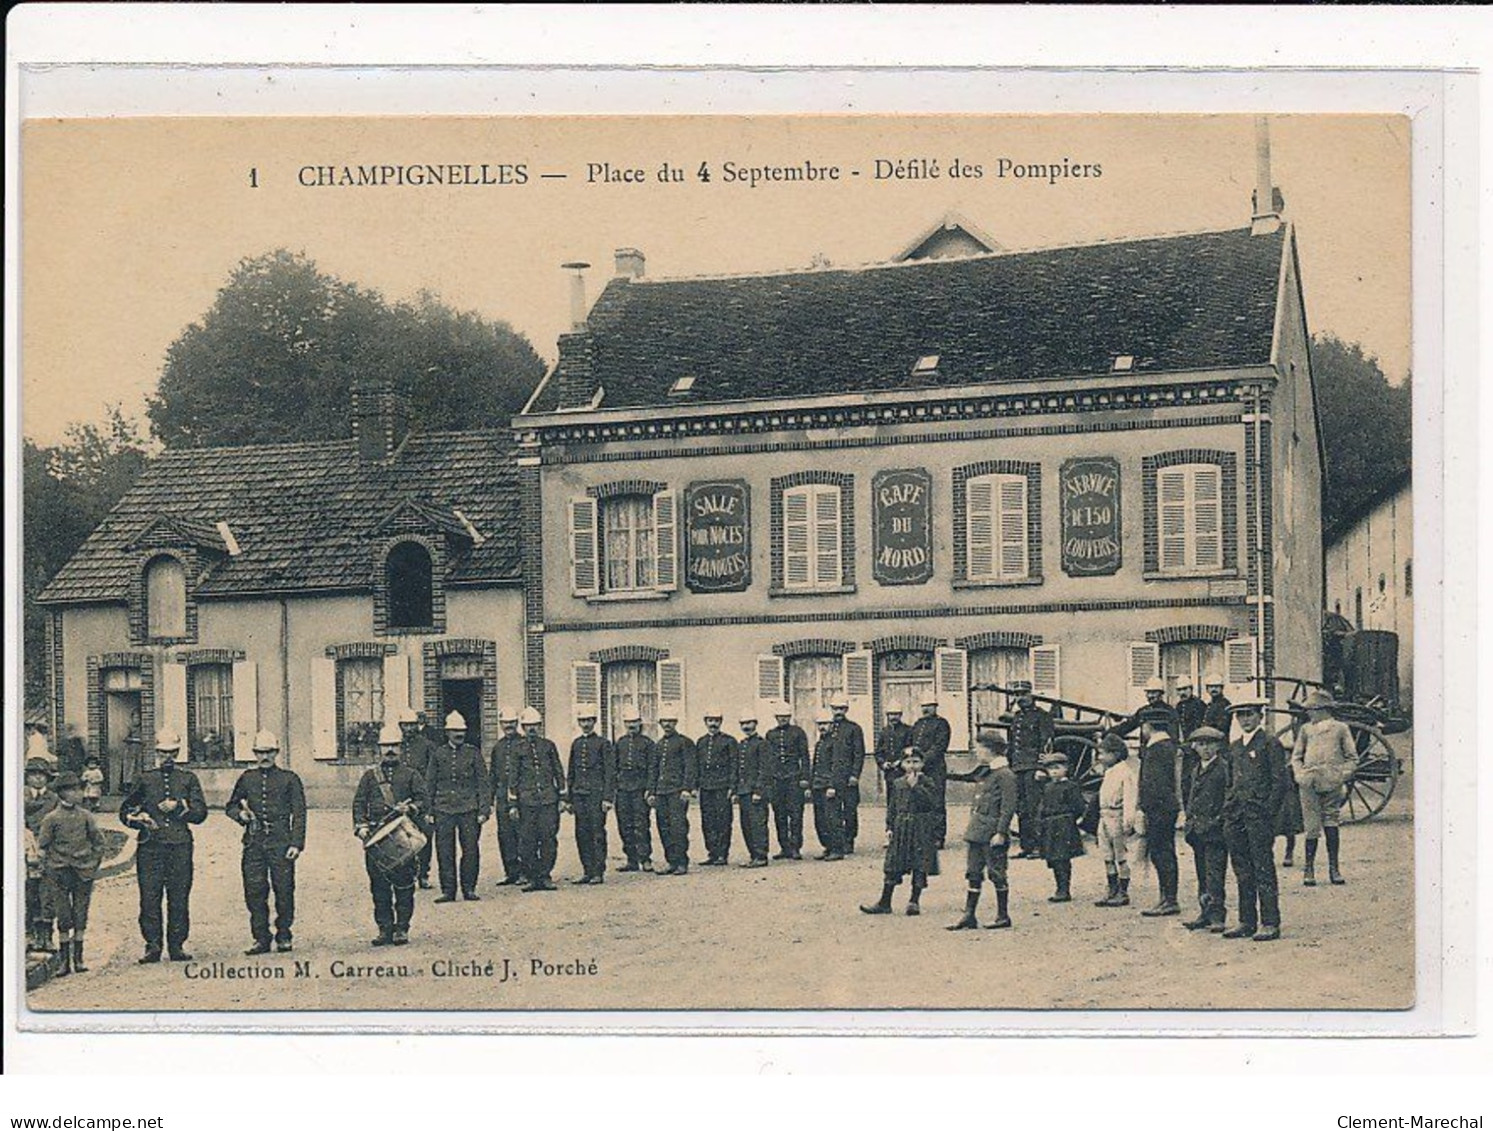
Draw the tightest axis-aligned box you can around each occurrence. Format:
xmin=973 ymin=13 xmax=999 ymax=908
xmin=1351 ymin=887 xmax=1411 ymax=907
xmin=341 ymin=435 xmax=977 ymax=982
xmin=873 ymin=468 xmax=934 ymax=586
xmin=685 ymin=480 xmax=751 ymax=593
xmin=1061 ymin=456 xmax=1122 ymax=577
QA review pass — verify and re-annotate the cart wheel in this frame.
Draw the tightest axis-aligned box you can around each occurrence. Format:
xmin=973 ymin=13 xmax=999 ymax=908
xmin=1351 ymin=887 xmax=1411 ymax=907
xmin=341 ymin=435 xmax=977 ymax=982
xmin=1341 ymin=723 xmax=1399 ymax=824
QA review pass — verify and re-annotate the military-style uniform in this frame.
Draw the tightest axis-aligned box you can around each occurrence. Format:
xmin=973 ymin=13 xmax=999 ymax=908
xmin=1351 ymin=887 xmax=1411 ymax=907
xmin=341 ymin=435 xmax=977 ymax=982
xmin=506 ymin=733 xmax=565 ymax=887
xmin=1006 ymin=703 xmax=1055 ymax=854
xmin=1113 ymin=699 xmax=1182 ymax=741
xmin=874 ymin=719 xmax=914 ymax=794
xmin=426 ymin=739 xmax=493 ymax=898
xmin=810 ymin=728 xmax=853 ymax=858
xmin=613 ymin=729 xmax=656 ymax=869
xmin=488 ymin=731 xmax=529 ymax=884
xmin=1137 ymin=734 xmax=1182 ymax=907
xmin=909 ymin=712 xmax=952 ymax=847
xmin=400 ymin=729 xmax=439 ymax=884
xmin=1176 ymin=693 xmax=1207 ymax=799
xmin=353 ymin=762 xmax=428 ymax=938
xmin=766 ymin=721 xmax=810 ymax=858
xmin=1184 ymin=753 xmax=1229 ymax=927
xmin=226 ymin=764 xmax=308 ymax=949
xmin=119 ymin=762 xmax=208 ymax=958
xmin=829 ymin=718 xmax=867 ymax=851
xmin=696 ymin=730 xmax=739 ymax=864
xmin=568 ymin=731 xmax=617 ymax=881
xmin=650 ymin=731 xmax=698 ymax=873
xmin=735 ymin=731 xmax=772 ymax=864
xmin=1224 ymin=727 xmax=1290 ymax=933
xmin=1202 ymin=692 xmax=1233 ymax=733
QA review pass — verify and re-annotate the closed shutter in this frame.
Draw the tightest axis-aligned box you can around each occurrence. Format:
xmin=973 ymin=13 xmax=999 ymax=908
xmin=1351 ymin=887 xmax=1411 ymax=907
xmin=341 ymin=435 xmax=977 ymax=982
xmin=310 ymin=656 xmax=337 ymax=758
xmin=1127 ymin=642 xmax=1160 ymax=693
xmin=996 ymin=474 xmax=1029 ymax=580
xmin=783 ymin=486 xmax=813 ymax=588
xmin=572 ymin=660 xmax=603 ymax=715
xmin=656 ymin=658 xmax=686 ymax=721
xmin=842 ymin=650 xmax=875 ymax=738
xmin=569 ymin=496 xmax=600 ymax=596
xmin=1192 ymin=465 xmax=1223 ymax=570
xmin=653 ymin=489 xmax=679 ymax=591
xmin=1158 ymin=467 xmax=1189 ymax=571
xmin=934 ymin=647 xmax=970 ymax=753
xmin=813 ymin=485 xmax=843 ymax=587
xmin=232 ymin=660 xmax=258 ymax=763
xmin=755 ymin=654 xmax=785 ymax=708
xmin=966 ymin=477 xmax=995 ymax=580
xmin=1030 ymin=645 xmax=1061 ymax=699
xmin=1224 ymin=636 xmax=1258 ymax=700
xmin=382 ymin=651 xmax=411 ymax=719
xmin=159 ymin=660 xmax=188 ymax=739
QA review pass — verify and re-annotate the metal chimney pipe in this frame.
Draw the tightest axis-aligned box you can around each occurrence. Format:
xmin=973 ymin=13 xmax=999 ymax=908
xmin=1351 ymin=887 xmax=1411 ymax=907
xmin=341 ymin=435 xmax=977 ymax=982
xmin=562 ymin=261 xmax=591 ymax=330
xmin=1254 ymin=117 xmax=1272 ymax=215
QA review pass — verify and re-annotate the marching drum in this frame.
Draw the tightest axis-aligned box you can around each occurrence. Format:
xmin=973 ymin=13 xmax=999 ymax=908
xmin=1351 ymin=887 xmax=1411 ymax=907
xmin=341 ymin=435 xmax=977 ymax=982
xmin=364 ymin=813 xmax=427 ymax=873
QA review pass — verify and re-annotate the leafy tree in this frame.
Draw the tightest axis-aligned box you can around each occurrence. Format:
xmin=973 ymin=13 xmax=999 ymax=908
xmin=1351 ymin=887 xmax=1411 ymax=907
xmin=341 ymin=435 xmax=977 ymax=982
xmin=147 ymin=250 xmax=545 ymax=448
xmin=1311 ymin=334 xmax=1413 ymax=535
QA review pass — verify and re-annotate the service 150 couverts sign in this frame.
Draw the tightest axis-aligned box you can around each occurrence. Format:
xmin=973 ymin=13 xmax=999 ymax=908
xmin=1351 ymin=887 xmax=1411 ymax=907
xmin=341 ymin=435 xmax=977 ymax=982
xmin=685 ymin=480 xmax=751 ymax=593
xmin=873 ymin=468 xmax=934 ymax=586
xmin=1061 ymin=456 xmax=1122 ymax=577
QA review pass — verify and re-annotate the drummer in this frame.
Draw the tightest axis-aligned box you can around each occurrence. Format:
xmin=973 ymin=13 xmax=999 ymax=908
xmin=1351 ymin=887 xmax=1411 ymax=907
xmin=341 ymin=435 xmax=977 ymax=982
xmin=354 ymin=723 xmax=429 ymax=947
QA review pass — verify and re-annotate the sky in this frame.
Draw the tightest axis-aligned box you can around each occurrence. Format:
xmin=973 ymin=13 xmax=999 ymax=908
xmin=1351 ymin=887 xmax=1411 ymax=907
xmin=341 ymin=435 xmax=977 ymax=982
xmin=22 ymin=113 xmax=1410 ymax=445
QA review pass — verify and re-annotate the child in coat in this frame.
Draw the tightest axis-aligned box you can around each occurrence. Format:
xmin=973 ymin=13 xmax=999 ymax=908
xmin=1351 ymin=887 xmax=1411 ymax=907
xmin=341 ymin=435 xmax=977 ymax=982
xmin=945 ymin=731 xmax=1019 ymax=930
xmin=36 ymin=772 xmax=106 ymax=975
xmin=860 ymin=748 xmax=940 ymax=917
xmin=1036 ymin=751 xmax=1086 ymax=902
xmin=1094 ymin=734 xmax=1139 ymax=907
xmin=81 ymin=757 xmax=105 ymax=811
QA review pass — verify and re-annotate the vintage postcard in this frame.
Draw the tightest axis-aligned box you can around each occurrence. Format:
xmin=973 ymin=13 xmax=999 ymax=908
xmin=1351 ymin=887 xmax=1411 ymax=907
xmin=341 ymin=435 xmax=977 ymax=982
xmin=19 ymin=108 xmax=1417 ymax=1022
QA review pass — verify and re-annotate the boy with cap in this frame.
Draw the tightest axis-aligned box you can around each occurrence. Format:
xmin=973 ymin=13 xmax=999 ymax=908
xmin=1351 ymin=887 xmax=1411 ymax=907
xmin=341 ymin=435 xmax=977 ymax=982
xmin=425 ymin=711 xmax=493 ymax=902
xmin=766 ymin=702 xmax=810 ymax=861
xmin=354 ymin=723 xmax=429 ymax=945
xmin=119 ymin=730 xmax=208 ymax=962
xmin=36 ymin=771 xmax=106 ymax=975
xmin=1183 ymin=725 xmax=1231 ymax=931
xmin=506 ymin=707 xmax=564 ymax=892
xmin=860 ymin=748 xmax=940 ymax=916
xmin=24 ymin=758 xmax=58 ymax=955
xmin=649 ymin=711 xmax=698 ymax=875
xmin=1222 ymin=699 xmax=1289 ymax=941
xmin=1036 ymin=751 xmax=1086 ymax=902
xmin=225 ymin=731 xmax=308 ymax=954
xmin=1005 ymin=680 xmax=1054 ymax=858
xmin=1135 ymin=717 xmax=1184 ymax=917
xmin=810 ymin=708 xmax=850 ymax=861
xmin=1290 ymin=689 xmax=1358 ymax=886
xmin=909 ymin=695 xmax=952 ymax=849
xmin=1093 ymin=733 xmax=1138 ymax=907
xmin=735 ymin=708 xmax=772 ymax=867
xmin=828 ymin=695 xmax=867 ymax=853
xmin=613 ymin=707 xmax=656 ymax=872
xmin=945 ymin=731 xmax=1018 ymax=930
xmin=695 ymin=708 xmax=739 ymax=866
xmin=488 ymin=708 xmax=529 ymax=886
xmin=567 ymin=708 xmax=616 ymax=884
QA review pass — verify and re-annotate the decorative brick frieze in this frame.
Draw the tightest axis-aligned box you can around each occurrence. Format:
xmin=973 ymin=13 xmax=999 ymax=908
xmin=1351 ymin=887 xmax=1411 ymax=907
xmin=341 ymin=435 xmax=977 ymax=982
xmin=771 ymin=638 xmax=858 ymax=659
xmin=587 ymin=480 xmax=666 ymax=501
xmin=589 ymin=645 xmax=670 ymax=665
xmin=325 ymin=642 xmax=398 ymax=660
xmin=864 ymin=634 xmax=947 ymax=655
xmin=1142 ymin=449 xmax=1240 ymax=575
xmin=1143 ymin=624 xmax=1239 ymax=646
xmin=953 ymin=630 xmax=1043 ymax=652
xmin=171 ymin=648 xmax=247 ymax=665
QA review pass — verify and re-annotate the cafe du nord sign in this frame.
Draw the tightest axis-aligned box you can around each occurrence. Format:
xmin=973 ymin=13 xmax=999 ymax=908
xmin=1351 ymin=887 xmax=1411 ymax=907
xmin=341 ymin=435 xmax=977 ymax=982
xmin=1061 ymin=456 xmax=1122 ymax=577
xmin=685 ymin=480 xmax=751 ymax=593
xmin=873 ymin=468 xmax=934 ymax=586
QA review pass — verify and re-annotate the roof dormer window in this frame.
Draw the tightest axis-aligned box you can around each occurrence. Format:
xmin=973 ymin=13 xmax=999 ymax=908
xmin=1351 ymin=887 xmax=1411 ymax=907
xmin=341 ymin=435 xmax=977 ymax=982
xmin=913 ymin=354 xmax=940 ymax=374
xmin=1113 ymin=354 xmax=1135 ymax=372
xmin=669 ymin=376 xmax=696 ymax=395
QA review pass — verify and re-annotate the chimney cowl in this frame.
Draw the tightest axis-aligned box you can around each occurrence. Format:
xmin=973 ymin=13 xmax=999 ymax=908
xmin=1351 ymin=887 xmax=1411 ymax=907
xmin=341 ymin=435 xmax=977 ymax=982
xmin=614 ymin=247 xmax=646 ymax=279
xmin=1251 ymin=116 xmax=1284 ymax=235
xmin=562 ymin=261 xmax=591 ymax=331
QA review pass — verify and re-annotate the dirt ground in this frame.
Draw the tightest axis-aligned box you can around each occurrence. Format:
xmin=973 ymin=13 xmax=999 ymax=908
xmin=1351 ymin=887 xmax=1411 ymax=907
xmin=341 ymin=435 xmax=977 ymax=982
xmin=28 ymin=743 xmax=1414 ymax=1016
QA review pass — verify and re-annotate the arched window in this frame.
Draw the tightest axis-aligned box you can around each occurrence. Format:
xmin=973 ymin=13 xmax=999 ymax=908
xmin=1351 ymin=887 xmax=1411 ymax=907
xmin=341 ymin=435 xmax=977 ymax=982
xmin=145 ymin=556 xmax=187 ymax=639
xmin=386 ymin=542 xmax=434 ymax=629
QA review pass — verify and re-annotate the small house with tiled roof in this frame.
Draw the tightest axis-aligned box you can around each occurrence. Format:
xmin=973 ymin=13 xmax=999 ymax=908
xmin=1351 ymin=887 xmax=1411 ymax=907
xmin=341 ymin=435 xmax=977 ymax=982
xmin=515 ymin=157 xmax=1324 ymax=754
xmin=38 ymin=386 xmax=528 ymax=804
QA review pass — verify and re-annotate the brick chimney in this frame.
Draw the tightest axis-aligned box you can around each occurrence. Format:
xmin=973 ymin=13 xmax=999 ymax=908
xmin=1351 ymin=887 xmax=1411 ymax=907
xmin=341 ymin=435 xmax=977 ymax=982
xmin=1251 ymin=116 xmax=1285 ymax=236
xmin=614 ymin=247 xmax=646 ymax=279
xmin=351 ymin=378 xmax=411 ymax=461
xmin=555 ymin=332 xmax=597 ymax=411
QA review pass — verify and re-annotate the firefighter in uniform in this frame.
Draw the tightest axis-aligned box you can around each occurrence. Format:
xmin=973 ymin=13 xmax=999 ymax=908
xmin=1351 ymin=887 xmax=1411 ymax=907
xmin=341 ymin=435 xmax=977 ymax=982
xmin=567 ymin=709 xmax=616 ymax=884
xmin=488 ymin=708 xmax=529 ymax=886
xmin=909 ymin=693 xmax=952 ymax=849
xmin=354 ymin=723 xmax=428 ymax=946
xmin=397 ymin=708 xmax=438 ymax=888
xmin=766 ymin=701 xmax=810 ymax=860
xmin=874 ymin=707 xmax=913 ymax=794
xmin=1202 ymin=674 xmax=1233 ymax=733
xmin=225 ymin=730 xmax=308 ymax=954
xmin=613 ymin=707 xmax=656 ymax=872
xmin=695 ymin=708 xmax=739 ymax=866
xmin=1175 ymin=677 xmax=1207 ymax=800
xmin=649 ymin=711 xmax=698 ymax=875
xmin=809 ymin=709 xmax=849 ymax=861
xmin=1136 ymin=714 xmax=1184 ymax=917
xmin=735 ymin=708 xmax=772 ymax=867
xmin=426 ymin=710 xmax=492 ymax=902
xmin=1005 ymin=680 xmax=1055 ymax=858
xmin=1112 ymin=678 xmax=1181 ymax=742
xmin=1221 ymin=699 xmax=1289 ymax=941
xmin=119 ymin=730 xmax=208 ymax=963
xmin=828 ymin=695 xmax=867 ymax=854
xmin=506 ymin=707 xmax=564 ymax=892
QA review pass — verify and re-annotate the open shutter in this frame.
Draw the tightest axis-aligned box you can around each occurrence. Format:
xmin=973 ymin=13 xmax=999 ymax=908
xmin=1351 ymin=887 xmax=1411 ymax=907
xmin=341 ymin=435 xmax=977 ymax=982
xmin=1192 ymin=465 xmax=1223 ymax=570
xmin=160 ymin=660 xmax=188 ymax=740
xmin=754 ymin=654 xmax=785 ymax=710
xmin=569 ymin=496 xmax=600 ymax=596
xmin=1224 ymin=636 xmax=1258 ymax=700
xmin=232 ymin=660 xmax=259 ymax=762
xmin=996 ymin=474 xmax=1029 ymax=580
xmin=653 ymin=489 xmax=679 ymax=591
xmin=934 ymin=647 xmax=970 ymax=754
xmin=966 ymin=477 xmax=995 ymax=580
xmin=842 ymin=650 xmax=875 ymax=738
xmin=1127 ymin=642 xmax=1160 ymax=695
xmin=813 ymin=485 xmax=843 ymax=587
xmin=382 ymin=651 xmax=411 ymax=719
xmin=783 ymin=486 xmax=812 ymax=589
xmin=1158 ymin=467 xmax=1189 ymax=572
xmin=310 ymin=656 xmax=337 ymax=758
xmin=656 ymin=659 xmax=686 ymax=722
xmin=1030 ymin=645 xmax=1061 ymax=700
xmin=571 ymin=660 xmax=602 ymax=717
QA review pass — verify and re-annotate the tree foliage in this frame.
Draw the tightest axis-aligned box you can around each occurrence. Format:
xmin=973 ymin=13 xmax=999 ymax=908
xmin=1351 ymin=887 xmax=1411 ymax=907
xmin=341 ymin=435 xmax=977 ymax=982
xmin=1311 ymin=334 xmax=1413 ymax=534
xmin=147 ymin=250 xmax=546 ymax=448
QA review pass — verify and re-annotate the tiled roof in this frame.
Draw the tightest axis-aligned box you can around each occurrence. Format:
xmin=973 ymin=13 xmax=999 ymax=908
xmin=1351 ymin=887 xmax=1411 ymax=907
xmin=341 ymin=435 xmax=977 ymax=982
xmin=527 ymin=225 xmax=1287 ymax=414
xmin=38 ymin=431 xmax=521 ymax=605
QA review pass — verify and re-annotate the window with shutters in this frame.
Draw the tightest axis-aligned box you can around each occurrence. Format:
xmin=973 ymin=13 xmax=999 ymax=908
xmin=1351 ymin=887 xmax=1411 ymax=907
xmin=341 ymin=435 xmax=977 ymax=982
xmin=338 ymin=657 xmax=385 ymax=761
xmin=385 ymin=541 xmax=435 ymax=629
xmin=954 ymin=461 xmax=1041 ymax=586
xmin=772 ymin=474 xmax=854 ymax=595
xmin=788 ymin=656 xmax=845 ymax=726
xmin=601 ymin=494 xmax=656 ymax=591
xmin=571 ymin=488 xmax=678 ymax=598
xmin=1143 ymin=453 xmax=1236 ymax=578
xmin=187 ymin=663 xmax=234 ymax=762
xmin=969 ymin=648 xmax=1030 ymax=731
xmin=145 ymin=555 xmax=188 ymax=639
